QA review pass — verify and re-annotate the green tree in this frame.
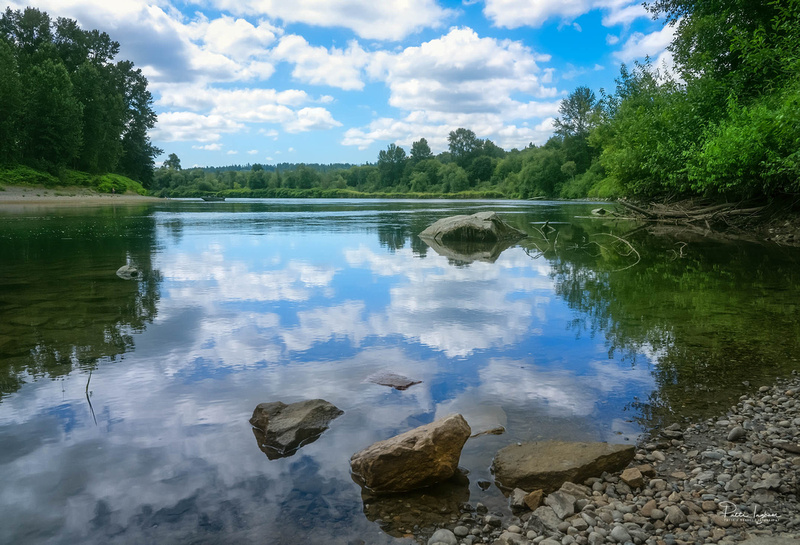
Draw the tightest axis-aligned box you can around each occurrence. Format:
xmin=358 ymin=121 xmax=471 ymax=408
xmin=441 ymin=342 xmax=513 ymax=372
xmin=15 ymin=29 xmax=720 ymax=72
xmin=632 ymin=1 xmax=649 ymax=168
xmin=410 ymin=138 xmax=433 ymax=163
xmin=554 ymin=86 xmax=597 ymax=139
xmin=448 ymin=128 xmax=482 ymax=167
xmin=561 ymin=161 xmax=577 ymax=180
xmin=440 ymin=162 xmax=469 ymax=192
xmin=377 ymin=143 xmax=407 ymax=188
xmin=0 ymin=39 xmax=22 ymax=164
xmin=163 ymin=153 xmax=181 ymax=170
xmin=72 ymin=61 xmax=125 ymax=172
xmin=115 ymin=61 xmax=161 ymax=186
xmin=22 ymin=58 xmax=83 ymax=170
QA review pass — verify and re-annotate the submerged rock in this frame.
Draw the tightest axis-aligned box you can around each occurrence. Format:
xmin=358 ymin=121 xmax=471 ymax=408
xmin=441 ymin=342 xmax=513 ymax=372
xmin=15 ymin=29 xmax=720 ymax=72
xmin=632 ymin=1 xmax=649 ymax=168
xmin=419 ymin=211 xmax=526 ymax=244
xmin=116 ymin=264 xmax=140 ymax=280
xmin=249 ymin=399 xmax=343 ymax=459
xmin=350 ymin=414 xmax=471 ymax=493
xmin=492 ymin=440 xmax=635 ymax=493
xmin=367 ymin=372 xmax=422 ymax=391
xmin=361 ymin=471 xmax=470 ymax=539
xmin=420 ymin=237 xmax=520 ymax=264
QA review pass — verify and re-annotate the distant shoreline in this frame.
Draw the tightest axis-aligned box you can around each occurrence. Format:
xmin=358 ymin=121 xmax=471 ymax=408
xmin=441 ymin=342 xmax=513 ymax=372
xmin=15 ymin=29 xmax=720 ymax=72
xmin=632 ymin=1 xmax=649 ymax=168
xmin=0 ymin=185 xmax=161 ymax=206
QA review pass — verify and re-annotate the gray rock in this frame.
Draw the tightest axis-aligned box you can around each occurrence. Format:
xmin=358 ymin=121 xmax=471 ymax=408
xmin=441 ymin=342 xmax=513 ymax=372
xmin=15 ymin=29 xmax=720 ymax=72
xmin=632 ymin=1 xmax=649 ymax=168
xmin=751 ymin=452 xmax=773 ymax=466
xmin=532 ymin=506 xmax=562 ymax=532
xmin=665 ymin=506 xmax=687 ymax=525
xmin=493 ymin=531 xmax=527 ymax=545
xmin=559 ymin=481 xmax=592 ymax=500
xmin=545 ymin=490 xmax=576 ymax=520
xmin=492 ymin=441 xmax=635 ymax=493
xmin=250 ymin=399 xmax=343 ymax=459
xmin=453 ymin=526 xmax=469 ymax=537
xmin=727 ymin=426 xmax=746 ymax=441
xmin=419 ymin=211 xmax=526 ymax=243
xmin=428 ymin=529 xmax=457 ymax=545
xmin=609 ymin=524 xmax=631 ymax=543
xmin=115 ymin=264 xmax=140 ymax=280
xmin=367 ymin=372 xmax=422 ymax=390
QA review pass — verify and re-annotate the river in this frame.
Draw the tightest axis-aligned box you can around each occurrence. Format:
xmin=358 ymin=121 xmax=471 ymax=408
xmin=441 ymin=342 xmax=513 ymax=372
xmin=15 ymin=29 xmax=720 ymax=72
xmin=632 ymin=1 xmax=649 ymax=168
xmin=0 ymin=199 xmax=798 ymax=544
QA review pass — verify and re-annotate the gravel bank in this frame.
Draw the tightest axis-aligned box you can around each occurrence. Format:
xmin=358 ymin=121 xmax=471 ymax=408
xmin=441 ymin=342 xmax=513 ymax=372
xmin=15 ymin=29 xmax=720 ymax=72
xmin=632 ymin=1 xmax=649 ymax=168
xmin=419 ymin=372 xmax=800 ymax=545
xmin=0 ymin=185 xmax=160 ymax=206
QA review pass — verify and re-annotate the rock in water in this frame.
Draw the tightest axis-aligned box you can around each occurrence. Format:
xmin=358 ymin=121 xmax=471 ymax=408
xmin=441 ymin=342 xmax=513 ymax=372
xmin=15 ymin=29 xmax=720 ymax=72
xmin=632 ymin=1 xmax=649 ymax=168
xmin=350 ymin=414 xmax=471 ymax=493
xmin=367 ymin=372 xmax=422 ymax=391
xmin=116 ymin=264 xmax=140 ymax=280
xmin=419 ymin=211 xmax=526 ymax=243
xmin=492 ymin=441 xmax=636 ymax=493
xmin=249 ymin=399 xmax=343 ymax=459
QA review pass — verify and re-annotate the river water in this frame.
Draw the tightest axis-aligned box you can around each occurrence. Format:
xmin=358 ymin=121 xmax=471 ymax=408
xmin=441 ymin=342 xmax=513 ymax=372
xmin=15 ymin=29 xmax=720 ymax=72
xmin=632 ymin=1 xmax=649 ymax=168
xmin=1 ymin=199 xmax=798 ymax=544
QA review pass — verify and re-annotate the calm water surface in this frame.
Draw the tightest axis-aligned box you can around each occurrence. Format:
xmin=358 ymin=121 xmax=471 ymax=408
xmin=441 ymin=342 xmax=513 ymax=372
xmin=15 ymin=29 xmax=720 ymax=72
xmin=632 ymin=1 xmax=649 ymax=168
xmin=1 ymin=199 xmax=798 ymax=544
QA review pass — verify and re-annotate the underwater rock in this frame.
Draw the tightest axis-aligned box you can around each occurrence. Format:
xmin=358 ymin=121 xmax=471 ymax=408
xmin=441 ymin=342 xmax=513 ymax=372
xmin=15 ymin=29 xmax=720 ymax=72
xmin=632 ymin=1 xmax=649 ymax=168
xmin=116 ymin=264 xmax=140 ymax=280
xmin=367 ymin=372 xmax=422 ymax=391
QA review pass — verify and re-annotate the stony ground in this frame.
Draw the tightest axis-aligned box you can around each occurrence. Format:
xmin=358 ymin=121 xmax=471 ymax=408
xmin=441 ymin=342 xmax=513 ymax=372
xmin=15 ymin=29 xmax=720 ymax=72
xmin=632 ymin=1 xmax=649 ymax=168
xmin=0 ymin=184 xmax=159 ymax=205
xmin=419 ymin=372 xmax=800 ymax=545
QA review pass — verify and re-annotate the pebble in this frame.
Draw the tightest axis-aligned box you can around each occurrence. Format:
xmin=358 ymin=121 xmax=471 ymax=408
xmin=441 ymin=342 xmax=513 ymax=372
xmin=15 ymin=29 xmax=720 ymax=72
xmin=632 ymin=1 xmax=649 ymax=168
xmin=408 ymin=376 xmax=800 ymax=545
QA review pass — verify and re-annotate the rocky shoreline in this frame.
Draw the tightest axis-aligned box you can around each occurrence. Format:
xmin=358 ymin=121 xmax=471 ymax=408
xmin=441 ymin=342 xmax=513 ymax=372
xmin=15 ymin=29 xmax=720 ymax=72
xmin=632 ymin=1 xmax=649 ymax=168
xmin=414 ymin=372 xmax=800 ymax=545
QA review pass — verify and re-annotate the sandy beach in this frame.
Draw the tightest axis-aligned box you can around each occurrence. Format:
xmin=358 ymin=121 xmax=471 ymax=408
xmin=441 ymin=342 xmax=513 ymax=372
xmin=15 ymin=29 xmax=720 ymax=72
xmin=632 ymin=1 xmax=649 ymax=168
xmin=0 ymin=185 xmax=162 ymax=206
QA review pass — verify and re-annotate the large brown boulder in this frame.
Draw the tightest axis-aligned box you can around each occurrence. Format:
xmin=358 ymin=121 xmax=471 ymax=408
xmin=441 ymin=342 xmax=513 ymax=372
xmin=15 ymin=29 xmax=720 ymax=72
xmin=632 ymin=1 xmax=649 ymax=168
xmin=350 ymin=414 xmax=471 ymax=493
xmin=249 ymin=399 xmax=343 ymax=459
xmin=419 ymin=211 xmax=526 ymax=244
xmin=492 ymin=441 xmax=635 ymax=493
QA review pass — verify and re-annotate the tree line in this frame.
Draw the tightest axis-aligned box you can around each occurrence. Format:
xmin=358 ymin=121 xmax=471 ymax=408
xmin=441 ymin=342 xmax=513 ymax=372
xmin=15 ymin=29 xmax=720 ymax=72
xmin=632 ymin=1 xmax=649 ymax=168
xmin=0 ymin=7 xmax=161 ymax=185
xmin=156 ymin=0 xmax=799 ymax=202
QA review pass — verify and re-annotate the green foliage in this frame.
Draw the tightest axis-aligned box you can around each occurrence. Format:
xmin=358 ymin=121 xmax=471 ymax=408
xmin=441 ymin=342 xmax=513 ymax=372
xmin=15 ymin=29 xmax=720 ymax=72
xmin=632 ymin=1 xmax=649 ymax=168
xmin=688 ymin=84 xmax=800 ymax=195
xmin=0 ymin=39 xmax=22 ymax=164
xmin=0 ymin=165 xmax=145 ymax=194
xmin=22 ymin=58 xmax=84 ymax=171
xmin=0 ymin=7 xmax=159 ymax=183
xmin=448 ymin=128 xmax=482 ymax=167
xmin=597 ymin=63 xmax=697 ymax=197
xmin=554 ymin=86 xmax=598 ymax=138
xmin=581 ymin=0 xmax=800 ymax=200
xmin=410 ymin=138 xmax=433 ymax=163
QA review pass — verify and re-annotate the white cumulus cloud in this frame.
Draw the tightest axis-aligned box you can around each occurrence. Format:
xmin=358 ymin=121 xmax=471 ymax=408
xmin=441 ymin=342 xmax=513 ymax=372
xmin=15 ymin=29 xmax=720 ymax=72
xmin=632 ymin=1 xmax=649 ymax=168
xmin=206 ymin=0 xmax=456 ymax=40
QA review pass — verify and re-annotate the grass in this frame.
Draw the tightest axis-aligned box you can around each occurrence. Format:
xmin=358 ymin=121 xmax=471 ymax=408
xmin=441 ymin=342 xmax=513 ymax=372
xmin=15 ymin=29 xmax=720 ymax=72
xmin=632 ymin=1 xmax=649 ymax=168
xmin=0 ymin=165 xmax=147 ymax=195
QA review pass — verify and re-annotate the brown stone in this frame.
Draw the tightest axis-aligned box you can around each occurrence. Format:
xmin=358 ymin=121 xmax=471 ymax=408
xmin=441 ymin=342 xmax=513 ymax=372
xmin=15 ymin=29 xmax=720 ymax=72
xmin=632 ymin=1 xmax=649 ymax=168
xmin=637 ymin=463 xmax=656 ymax=477
xmin=640 ymin=499 xmax=657 ymax=517
xmin=492 ymin=441 xmax=636 ymax=493
xmin=523 ymin=489 xmax=544 ymax=511
xmin=701 ymin=500 xmax=717 ymax=512
xmin=620 ymin=467 xmax=644 ymax=488
xmin=350 ymin=414 xmax=471 ymax=493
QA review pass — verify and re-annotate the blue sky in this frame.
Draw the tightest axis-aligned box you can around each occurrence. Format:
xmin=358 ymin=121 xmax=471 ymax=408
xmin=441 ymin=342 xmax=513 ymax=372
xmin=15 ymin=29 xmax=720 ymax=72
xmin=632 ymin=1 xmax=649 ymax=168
xmin=11 ymin=0 xmax=675 ymax=167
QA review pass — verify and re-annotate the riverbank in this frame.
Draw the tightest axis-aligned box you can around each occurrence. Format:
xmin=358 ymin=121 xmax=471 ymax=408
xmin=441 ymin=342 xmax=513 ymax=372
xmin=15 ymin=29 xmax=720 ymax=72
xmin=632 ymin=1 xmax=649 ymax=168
xmin=417 ymin=373 xmax=800 ymax=545
xmin=0 ymin=185 xmax=161 ymax=206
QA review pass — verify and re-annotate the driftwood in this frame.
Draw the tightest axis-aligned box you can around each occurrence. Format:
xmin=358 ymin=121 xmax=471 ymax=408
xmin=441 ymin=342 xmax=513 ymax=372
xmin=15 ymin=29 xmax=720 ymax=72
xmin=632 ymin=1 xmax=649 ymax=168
xmin=617 ymin=199 xmax=767 ymax=227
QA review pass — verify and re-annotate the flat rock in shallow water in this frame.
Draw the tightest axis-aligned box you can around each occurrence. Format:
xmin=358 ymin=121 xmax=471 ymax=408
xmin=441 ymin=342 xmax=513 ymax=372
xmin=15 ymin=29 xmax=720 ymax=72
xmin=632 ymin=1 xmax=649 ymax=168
xmin=492 ymin=441 xmax=635 ymax=493
xmin=249 ymin=399 xmax=343 ymax=459
xmin=367 ymin=372 xmax=422 ymax=390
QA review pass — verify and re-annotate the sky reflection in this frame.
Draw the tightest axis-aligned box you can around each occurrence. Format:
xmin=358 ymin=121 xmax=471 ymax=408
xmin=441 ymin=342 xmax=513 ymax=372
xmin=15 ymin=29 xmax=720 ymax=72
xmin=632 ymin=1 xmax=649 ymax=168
xmin=0 ymin=201 xmax=663 ymax=544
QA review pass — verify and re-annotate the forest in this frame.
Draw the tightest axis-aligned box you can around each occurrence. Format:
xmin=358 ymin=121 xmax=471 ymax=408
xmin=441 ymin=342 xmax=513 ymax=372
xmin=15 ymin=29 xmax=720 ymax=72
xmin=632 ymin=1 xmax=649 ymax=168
xmin=0 ymin=7 xmax=160 ymax=190
xmin=1 ymin=1 xmax=798 ymax=203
